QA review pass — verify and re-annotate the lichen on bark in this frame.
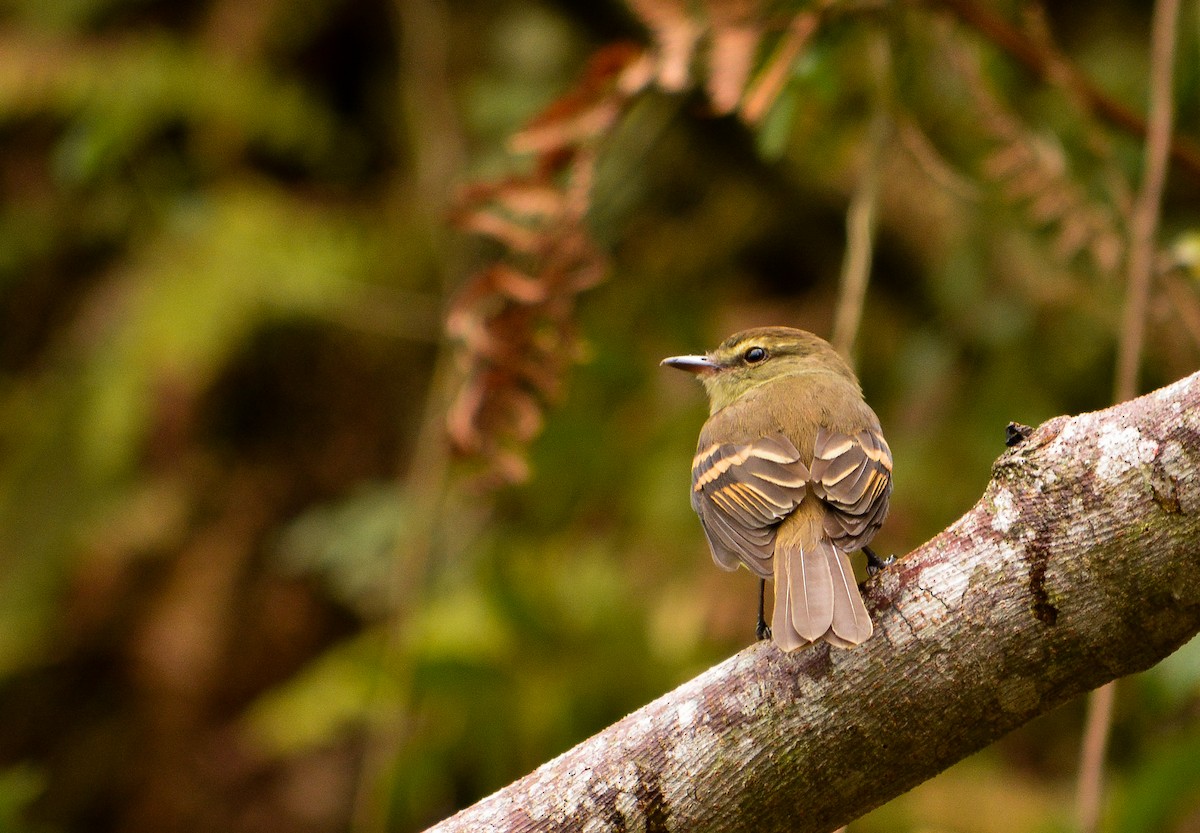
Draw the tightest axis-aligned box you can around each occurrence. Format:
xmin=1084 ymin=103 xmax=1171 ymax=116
xmin=426 ymin=372 xmax=1200 ymax=833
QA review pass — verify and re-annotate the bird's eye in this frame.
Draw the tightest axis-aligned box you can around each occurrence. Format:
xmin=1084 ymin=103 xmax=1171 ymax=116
xmin=743 ymin=346 xmax=767 ymax=363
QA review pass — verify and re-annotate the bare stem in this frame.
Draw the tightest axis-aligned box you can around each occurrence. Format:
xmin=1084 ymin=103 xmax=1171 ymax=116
xmin=1113 ymin=0 xmax=1181 ymax=404
xmin=1075 ymin=681 xmax=1116 ymax=833
xmin=1078 ymin=1 xmax=1182 ymax=831
xmin=350 ymin=1 xmax=465 ymax=830
xmin=831 ymin=32 xmax=891 ymax=361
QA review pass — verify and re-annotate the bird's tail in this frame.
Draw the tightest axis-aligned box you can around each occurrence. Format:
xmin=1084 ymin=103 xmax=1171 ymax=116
xmin=771 ymin=502 xmax=873 ymax=652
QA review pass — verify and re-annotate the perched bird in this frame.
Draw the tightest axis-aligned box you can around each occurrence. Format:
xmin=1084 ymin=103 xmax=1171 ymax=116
xmin=662 ymin=326 xmax=892 ymax=651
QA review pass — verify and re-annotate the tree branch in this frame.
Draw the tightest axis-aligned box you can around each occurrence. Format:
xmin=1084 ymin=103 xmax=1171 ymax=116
xmin=424 ymin=372 xmax=1200 ymax=833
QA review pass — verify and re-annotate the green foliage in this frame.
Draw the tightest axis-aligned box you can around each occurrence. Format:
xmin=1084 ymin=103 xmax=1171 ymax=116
xmin=277 ymin=484 xmax=410 ymax=615
xmin=1112 ymin=726 xmax=1200 ymax=833
xmin=0 ymin=765 xmax=44 ymax=833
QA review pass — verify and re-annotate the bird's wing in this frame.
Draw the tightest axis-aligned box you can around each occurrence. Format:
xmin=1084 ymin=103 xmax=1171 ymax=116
xmin=690 ymin=433 xmax=810 ymax=577
xmin=809 ymin=426 xmax=893 ymax=550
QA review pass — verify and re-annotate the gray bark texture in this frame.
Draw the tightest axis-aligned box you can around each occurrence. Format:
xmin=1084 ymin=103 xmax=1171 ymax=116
xmin=424 ymin=371 xmax=1200 ymax=833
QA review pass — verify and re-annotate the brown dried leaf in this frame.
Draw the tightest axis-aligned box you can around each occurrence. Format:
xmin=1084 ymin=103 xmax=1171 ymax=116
xmin=446 ymin=376 xmax=486 ymax=453
xmin=1003 ymin=165 xmax=1052 ymax=202
xmin=444 ymin=304 xmax=479 ymax=345
xmin=517 ymin=43 xmax=643 ymax=145
xmin=943 ymin=22 xmax=1132 ymax=283
xmin=446 ymin=37 xmax=634 ymax=486
xmin=740 ymin=12 xmax=818 ymax=124
xmin=618 ymin=51 xmax=658 ymax=96
xmin=708 ymin=23 xmax=762 ymax=113
xmin=1028 ymin=134 xmax=1067 ymax=178
xmin=491 ymin=448 xmax=531 ymax=485
xmin=1090 ymin=231 xmax=1124 ymax=274
xmin=1052 ymin=215 xmax=1091 ymax=261
xmin=704 ymin=0 xmax=761 ymax=113
xmin=488 ymin=182 xmax=566 ymax=222
xmin=502 ymin=388 xmax=545 ymax=443
xmin=982 ymin=142 xmax=1032 ymax=181
xmin=1029 ymin=187 xmax=1072 ymax=225
xmin=568 ymin=259 xmax=608 ymax=293
xmin=491 ymin=265 xmax=549 ymax=304
xmin=627 ymin=0 xmax=702 ymax=91
xmin=458 ymin=210 xmax=540 ymax=253
xmin=512 ymin=99 xmax=622 ymax=155
xmin=511 ymin=346 xmax=566 ymax=398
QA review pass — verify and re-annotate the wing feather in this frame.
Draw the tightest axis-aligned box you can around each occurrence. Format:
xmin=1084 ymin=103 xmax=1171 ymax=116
xmin=691 ymin=433 xmax=809 ymax=576
xmin=810 ymin=426 xmax=893 ymax=550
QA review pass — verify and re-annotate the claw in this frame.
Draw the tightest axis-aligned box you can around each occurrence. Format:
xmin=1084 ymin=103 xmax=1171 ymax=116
xmin=864 ymin=545 xmax=894 ymax=576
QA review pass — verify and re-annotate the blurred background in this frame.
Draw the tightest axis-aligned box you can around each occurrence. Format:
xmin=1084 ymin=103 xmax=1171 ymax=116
xmin=0 ymin=0 xmax=1198 ymax=831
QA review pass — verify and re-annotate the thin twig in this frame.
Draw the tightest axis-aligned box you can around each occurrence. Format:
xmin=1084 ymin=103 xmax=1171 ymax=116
xmin=740 ymin=11 xmax=819 ymax=123
xmin=1077 ymin=1 xmax=1182 ymax=831
xmin=350 ymin=0 xmax=466 ymax=829
xmin=1076 ymin=683 xmax=1116 ymax=833
xmin=831 ymin=31 xmax=891 ymax=360
xmin=1113 ymin=0 xmax=1181 ymax=404
xmin=897 ymin=116 xmax=982 ymax=203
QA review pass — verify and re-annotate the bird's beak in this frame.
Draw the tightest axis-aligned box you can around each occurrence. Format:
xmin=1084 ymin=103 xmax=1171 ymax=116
xmin=660 ymin=354 xmax=718 ymax=375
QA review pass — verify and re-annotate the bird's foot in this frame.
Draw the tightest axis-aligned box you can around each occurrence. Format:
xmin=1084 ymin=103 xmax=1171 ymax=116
xmin=755 ymin=577 xmax=771 ymax=641
xmin=864 ymin=545 xmax=895 ymax=576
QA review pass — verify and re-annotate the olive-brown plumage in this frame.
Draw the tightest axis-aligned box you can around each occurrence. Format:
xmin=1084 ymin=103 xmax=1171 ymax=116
xmin=662 ymin=327 xmax=892 ymax=651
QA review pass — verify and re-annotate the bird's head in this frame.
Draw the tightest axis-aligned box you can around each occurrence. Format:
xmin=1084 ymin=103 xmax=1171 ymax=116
xmin=661 ymin=326 xmax=858 ymax=413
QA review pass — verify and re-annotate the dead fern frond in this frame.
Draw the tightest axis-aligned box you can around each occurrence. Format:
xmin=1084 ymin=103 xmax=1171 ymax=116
xmin=447 ymin=45 xmax=647 ymax=486
xmin=446 ymin=3 xmax=845 ymax=485
xmin=946 ymin=32 xmax=1127 ymax=279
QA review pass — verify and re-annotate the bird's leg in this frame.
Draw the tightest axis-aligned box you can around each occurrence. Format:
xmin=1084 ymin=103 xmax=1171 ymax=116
xmin=755 ymin=578 xmax=771 ymax=641
xmin=864 ymin=545 xmax=895 ymax=576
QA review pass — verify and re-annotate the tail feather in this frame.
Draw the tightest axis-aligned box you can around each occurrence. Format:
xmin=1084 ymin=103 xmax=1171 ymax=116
xmin=793 ymin=543 xmax=833 ymax=641
xmin=771 ymin=553 xmax=807 ymax=652
xmin=825 ymin=545 xmax=873 ymax=645
xmin=771 ymin=505 xmax=873 ymax=652
xmin=772 ymin=537 xmax=836 ymax=652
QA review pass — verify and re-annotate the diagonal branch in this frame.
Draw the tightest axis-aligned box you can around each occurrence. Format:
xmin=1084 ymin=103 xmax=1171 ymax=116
xmin=424 ymin=371 xmax=1200 ymax=833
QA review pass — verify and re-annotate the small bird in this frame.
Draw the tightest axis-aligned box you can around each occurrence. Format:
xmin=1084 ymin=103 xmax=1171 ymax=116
xmin=662 ymin=326 xmax=892 ymax=651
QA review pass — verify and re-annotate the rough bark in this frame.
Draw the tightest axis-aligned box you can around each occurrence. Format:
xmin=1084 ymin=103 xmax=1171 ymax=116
xmin=424 ymin=372 xmax=1200 ymax=833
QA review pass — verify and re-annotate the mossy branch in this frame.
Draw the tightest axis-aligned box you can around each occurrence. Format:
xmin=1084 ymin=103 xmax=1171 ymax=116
xmin=424 ymin=372 xmax=1200 ymax=833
